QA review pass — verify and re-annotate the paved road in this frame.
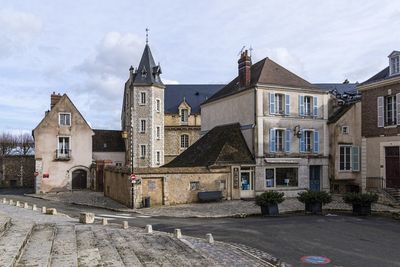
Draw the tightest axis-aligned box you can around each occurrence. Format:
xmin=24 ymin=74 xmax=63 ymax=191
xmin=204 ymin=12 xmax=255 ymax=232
xmin=1 ymin=189 xmax=400 ymax=267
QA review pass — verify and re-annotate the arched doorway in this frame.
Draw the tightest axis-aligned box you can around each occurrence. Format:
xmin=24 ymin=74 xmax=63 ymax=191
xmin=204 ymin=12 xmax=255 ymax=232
xmin=72 ymin=169 xmax=87 ymax=189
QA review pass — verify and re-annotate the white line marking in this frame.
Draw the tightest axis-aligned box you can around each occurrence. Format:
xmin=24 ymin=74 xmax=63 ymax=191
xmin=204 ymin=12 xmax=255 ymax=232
xmin=97 ymin=214 xmax=135 ymax=219
xmin=95 ymin=216 xmax=115 ymax=221
xmin=137 ymin=215 xmax=151 ymax=218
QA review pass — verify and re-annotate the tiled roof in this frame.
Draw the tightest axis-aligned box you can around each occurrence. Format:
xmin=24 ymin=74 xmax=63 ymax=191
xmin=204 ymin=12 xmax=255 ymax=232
xmin=314 ymin=83 xmax=358 ymax=94
xmin=163 ymin=123 xmax=254 ymax=167
xmin=92 ymin=129 xmax=125 ymax=152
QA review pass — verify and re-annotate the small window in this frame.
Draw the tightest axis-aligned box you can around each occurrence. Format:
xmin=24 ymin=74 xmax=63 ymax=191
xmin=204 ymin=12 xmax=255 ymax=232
xmin=180 ymin=109 xmax=188 ymax=123
xmin=390 ymin=56 xmax=400 ymax=75
xmin=384 ymin=95 xmax=397 ymax=126
xmin=156 ymin=99 xmax=161 ymax=112
xmin=140 ymin=92 xmax=146 ymax=105
xmin=156 ymin=126 xmax=161 ymax=139
xmin=341 ymin=126 xmax=349 ymax=135
xmin=115 ymin=162 xmax=122 ymax=167
xmin=190 ymin=181 xmax=200 ymax=191
xmin=180 ymin=134 xmax=189 ymax=149
xmin=59 ymin=113 xmax=71 ymax=126
xmin=304 ymin=96 xmax=312 ymax=116
xmin=275 ymin=94 xmax=285 ymax=114
xmin=140 ymin=145 xmax=146 ymax=159
xmin=140 ymin=119 xmax=146 ymax=133
xmin=339 ymin=145 xmax=352 ymax=171
xmin=156 ymin=151 xmax=161 ymax=165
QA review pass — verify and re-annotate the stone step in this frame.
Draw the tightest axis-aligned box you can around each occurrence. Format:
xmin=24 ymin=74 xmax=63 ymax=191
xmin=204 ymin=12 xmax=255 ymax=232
xmin=75 ymin=225 xmax=101 ymax=267
xmin=106 ymin=228 xmax=143 ymax=267
xmin=50 ymin=224 xmax=78 ymax=267
xmin=91 ymin=227 xmax=125 ymax=267
xmin=16 ymin=224 xmax=55 ymax=267
xmin=0 ymin=216 xmax=11 ymax=237
xmin=0 ymin=219 xmax=34 ymax=267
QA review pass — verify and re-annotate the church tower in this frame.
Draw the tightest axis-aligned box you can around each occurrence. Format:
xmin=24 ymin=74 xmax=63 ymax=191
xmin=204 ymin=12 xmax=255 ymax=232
xmin=122 ymin=42 xmax=165 ymax=169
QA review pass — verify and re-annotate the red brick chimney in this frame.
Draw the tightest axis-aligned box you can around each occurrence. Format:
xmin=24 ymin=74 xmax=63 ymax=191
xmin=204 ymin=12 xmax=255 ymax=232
xmin=238 ymin=50 xmax=251 ymax=88
xmin=50 ymin=92 xmax=62 ymax=109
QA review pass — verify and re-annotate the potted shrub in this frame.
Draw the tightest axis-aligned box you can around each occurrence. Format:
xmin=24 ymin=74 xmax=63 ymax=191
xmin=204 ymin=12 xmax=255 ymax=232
xmin=343 ymin=192 xmax=378 ymax=216
xmin=297 ymin=190 xmax=332 ymax=214
xmin=255 ymin=191 xmax=285 ymax=216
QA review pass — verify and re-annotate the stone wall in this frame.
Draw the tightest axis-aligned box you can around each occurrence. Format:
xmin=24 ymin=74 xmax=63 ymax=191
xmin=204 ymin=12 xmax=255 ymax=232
xmin=164 ymin=127 xmax=201 ymax=164
xmin=0 ymin=155 xmax=35 ymax=187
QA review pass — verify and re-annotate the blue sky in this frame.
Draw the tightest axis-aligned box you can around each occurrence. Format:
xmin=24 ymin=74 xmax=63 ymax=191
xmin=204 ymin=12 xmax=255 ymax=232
xmin=0 ymin=0 xmax=399 ymax=132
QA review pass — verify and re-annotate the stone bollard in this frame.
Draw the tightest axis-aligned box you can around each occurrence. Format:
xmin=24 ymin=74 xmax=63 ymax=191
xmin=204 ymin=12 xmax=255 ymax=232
xmin=32 ymin=204 xmax=37 ymax=211
xmin=206 ymin=233 xmax=214 ymax=244
xmin=79 ymin=213 xmax=95 ymax=224
xmin=2 ymin=198 xmax=6 ymax=204
xmin=46 ymin=208 xmax=57 ymax=215
xmin=122 ymin=221 xmax=129 ymax=229
xmin=16 ymin=201 xmax=20 ymax=207
xmin=42 ymin=207 xmax=47 ymax=214
xmin=23 ymin=202 xmax=29 ymax=209
xmin=145 ymin=224 xmax=153 ymax=234
xmin=174 ymin=229 xmax=182 ymax=239
xmin=9 ymin=200 xmax=13 ymax=205
xmin=102 ymin=218 xmax=108 ymax=226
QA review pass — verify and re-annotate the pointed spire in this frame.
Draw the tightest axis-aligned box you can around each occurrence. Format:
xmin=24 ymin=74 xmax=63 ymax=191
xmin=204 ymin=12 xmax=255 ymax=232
xmin=145 ymin=28 xmax=149 ymax=44
xmin=132 ymin=43 xmax=164 ymax=86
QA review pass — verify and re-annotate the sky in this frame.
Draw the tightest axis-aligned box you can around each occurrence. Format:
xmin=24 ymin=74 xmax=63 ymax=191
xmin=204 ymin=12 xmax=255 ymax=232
xmin=0 ymin=0 xmax=399 ymax=132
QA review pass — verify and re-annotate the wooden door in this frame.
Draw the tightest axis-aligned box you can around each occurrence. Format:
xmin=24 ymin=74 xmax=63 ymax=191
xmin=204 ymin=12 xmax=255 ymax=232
xmin=385 ymin=146 xmax=400 ymax=188
xmin=309 ymin=165 xmax=321 ymax=191
xmin=72 ymin=169 xmax=87 ymax=189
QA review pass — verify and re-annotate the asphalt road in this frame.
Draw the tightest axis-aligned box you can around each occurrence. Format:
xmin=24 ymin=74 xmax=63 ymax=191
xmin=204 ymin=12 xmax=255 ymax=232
xmin=1 ymin=188 xmax=399 ymax=267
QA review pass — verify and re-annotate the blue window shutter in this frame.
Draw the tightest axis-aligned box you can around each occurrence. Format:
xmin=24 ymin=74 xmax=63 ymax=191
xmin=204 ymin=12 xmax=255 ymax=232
xmin=269 ymin=93 xmax=275 ymax=114
xmin=352 ymin=146 xmax=360 ymax=171
xmin=377 ymin=96 xmax=384 ymax=127
xmin=397 ymin=93 xmax=400 ymax=125
xmin=285 ymin=129 xmax=291 ymax=153
xmin=269 ymin=128 xmax=276 ymax=153
xmin=299 ymin=129 xmax=305 ymax=153
xmin=285 ymin=95 xmax=290 ymax=115
xmin=313 ymin=96 xmax=318 ymax=117
xmin=313 ymin=130 xmax=319 ymax=153
xmin=299 ymin=95 xmax=304 ymax=116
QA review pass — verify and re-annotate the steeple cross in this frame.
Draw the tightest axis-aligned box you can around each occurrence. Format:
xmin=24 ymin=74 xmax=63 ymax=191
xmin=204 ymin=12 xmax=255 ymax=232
xmin=146 ymin=28 xmax=149 ymax=44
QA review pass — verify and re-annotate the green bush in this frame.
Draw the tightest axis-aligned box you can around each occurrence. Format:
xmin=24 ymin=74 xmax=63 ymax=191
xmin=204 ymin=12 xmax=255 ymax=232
xmin=297 ymin=190 xmax=332 ymax=205
xmin=343 ymin=192 xmax=378 ymax=205
xmin=255 ymin=191 xmax=285 ymax=206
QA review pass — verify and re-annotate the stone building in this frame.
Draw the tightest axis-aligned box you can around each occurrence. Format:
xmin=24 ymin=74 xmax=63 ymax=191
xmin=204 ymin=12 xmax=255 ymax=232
xmin=201 ymin=50 xmax=330 ymax=198
xmin=0 ymin=155 xmax=35 ymax=188
xmin=358 ymin=50 xmax=400 ymax=197
xmin=33 ymin=93 xmax=94 ymax=193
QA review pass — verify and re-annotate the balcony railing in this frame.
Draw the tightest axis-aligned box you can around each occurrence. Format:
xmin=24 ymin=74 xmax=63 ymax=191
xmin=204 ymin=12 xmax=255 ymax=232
xmin=55 ymin=149 xmax=71 ymax=160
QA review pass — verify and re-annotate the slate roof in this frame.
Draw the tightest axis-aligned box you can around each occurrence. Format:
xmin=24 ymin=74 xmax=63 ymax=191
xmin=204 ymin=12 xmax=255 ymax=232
xmin=92 ymin=129 xmax=125 ymax=152
xmin=163 ymin=123 xmax=254 ymax=167
xmin=133 ymin=44 xmax=163 ymax=87
xmin=358 ymin=66 xmax=400 ymax=86
xmin=327 ymin=104 xmax=355 ymax=124
xmin=314 ymin=83 xmax=358 ymax=94
xmin=164 ymin=84 xmax=224 ymax=113
xmin=203 ymin=58 xmax=318 ymax=104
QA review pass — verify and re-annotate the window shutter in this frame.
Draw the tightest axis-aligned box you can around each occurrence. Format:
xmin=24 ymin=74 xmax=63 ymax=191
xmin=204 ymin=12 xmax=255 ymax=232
xmin=397 ymin=93 xmax=400 ymax=125
xmin=269 ymin=128 xmax=276 ymax=153
xmin=269 ymin=93 xmax=275 ymax=114
xmin=313 ymin=130 xmax=319 ymax=153
xmin=377 ymin=96 xmax=384 ymax=127
xmin=352 ymin=146 xmax=360 ymax=172
xmin=299 ymin=129 xmax=305 ymax=153
xmin=299 ymin=95 xmax=304 ymax=116
xmin=285 ymin=129 xmax=291 ymax=153
xmin=313 ymin=96 xmax=318 ymax=117
xmin=285 ymin=95 xmax=290 ymax=115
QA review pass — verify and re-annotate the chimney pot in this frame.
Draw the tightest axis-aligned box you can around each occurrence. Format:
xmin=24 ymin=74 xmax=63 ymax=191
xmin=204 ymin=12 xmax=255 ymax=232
xmin=238 ymin=50 xmax=251 ymax=88
xmin=50 ymin=92 xmax=62 ymax=109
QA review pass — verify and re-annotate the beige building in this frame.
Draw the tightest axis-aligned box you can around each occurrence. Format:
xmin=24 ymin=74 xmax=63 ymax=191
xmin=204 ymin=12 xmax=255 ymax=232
xmin=33 ymin=93 xmax=94 ymax=193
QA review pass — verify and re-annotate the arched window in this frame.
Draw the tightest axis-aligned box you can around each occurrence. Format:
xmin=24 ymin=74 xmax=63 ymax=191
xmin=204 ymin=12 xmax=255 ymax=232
xmin=180 ymin=134 xmax=189 ymax=149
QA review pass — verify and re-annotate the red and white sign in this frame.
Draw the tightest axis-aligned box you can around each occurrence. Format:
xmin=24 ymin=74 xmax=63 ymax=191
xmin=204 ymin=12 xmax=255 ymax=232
xmin=34 ymin=172 xmax=39 ymax=177
xmin=130 ymin=174 xmax=136 ymax=181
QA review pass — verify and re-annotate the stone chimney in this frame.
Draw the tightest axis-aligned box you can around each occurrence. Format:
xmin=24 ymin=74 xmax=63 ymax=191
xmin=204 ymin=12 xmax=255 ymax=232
xmin=50 ymin=92 xmax=62 ymax=109
xmin=238 ymin=50 xmax=251 ymax=88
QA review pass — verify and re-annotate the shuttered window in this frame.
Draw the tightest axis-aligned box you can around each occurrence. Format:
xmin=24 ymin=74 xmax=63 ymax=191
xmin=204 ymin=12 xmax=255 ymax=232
xmin=377 ymin=96 xmax=384 ymax=127
xmin=352 ymin=146 xmax=360 ymax=172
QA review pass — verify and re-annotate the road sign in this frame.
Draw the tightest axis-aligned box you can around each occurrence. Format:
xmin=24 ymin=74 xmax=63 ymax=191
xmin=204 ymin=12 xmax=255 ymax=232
xmin=130 ymin=174 xmax=136 ymax=181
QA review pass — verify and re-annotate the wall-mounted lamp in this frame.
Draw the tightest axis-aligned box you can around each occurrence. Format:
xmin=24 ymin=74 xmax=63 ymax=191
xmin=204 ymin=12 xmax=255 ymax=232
xmin=293 ymin=125 xmax=302 ymax=138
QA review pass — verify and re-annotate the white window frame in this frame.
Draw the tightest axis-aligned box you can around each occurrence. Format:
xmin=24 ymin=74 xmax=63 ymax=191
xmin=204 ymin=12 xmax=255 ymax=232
xmin=180 ymin=134 xmax=189 ymax=149
xmin=156 ymin=126 xmax=161 ymax=140
xmin=390 ymin=56 xmax=400 ymax=75
xmin=140 ymin=144 xmax=147 ymax=159
xmin=156 ymin=98 xmax=161 ymax=112
xmin=385 ymin=95 xmax=397 ymax=126
xmin=275 ymin=129 xmax=285 ymax=152
xmin=180 ymin=109 xmax=188 ymax=124
xmin=341 ymin=126 xmax=349 ymax=135
xmin=265 ymin=167 xmax=299 ymax=189
xmin=304 ymin=130 xmax=313 ymax=152
xmin=275 ymin=93 xmax=285 ymax=114
xmin=304 ymin=96 xmax=312 ymax=116
xmin=156 ymin=151 xmax=161 ymax=165
xmin=58 ymin=112 xmax=71 ymax=126
xmin=140 ymin=91 xmax=146 ymax=105
xmin=140 ymin=119 xmax=146 ymax=133
xmin=57 ymin=136 xmax=70 ymax=158
xmin=339 ymin=145 xmax=352 ymax=171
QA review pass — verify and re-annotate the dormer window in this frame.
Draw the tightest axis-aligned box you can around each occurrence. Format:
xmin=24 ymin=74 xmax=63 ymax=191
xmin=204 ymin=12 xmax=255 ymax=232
xmin=389 ymin=51 xmax=400 ymax=76
xmin=180 ymin=109 xmax=188 ymax=123
xmin=141 ymin=67 xmax=147 ymax=78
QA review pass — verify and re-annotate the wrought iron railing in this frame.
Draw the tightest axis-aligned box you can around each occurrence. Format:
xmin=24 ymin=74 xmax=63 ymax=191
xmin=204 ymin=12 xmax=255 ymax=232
xmin=55 ymin=149 xmax=71 ymax=160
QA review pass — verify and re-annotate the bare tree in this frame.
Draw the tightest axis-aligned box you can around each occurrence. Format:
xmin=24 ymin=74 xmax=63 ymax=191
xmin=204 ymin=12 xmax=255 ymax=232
xmin=0 ymin=132 xmax=18 ymax=156
xmin=17 ymin=133 xmax=34 ymax=155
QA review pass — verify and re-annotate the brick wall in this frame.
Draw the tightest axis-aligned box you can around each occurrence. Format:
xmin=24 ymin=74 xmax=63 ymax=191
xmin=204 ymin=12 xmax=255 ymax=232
xmin=361 ymin=84 xmax=400 ymax=138
xmin=0 ymin=155 xmax=35 ymax=187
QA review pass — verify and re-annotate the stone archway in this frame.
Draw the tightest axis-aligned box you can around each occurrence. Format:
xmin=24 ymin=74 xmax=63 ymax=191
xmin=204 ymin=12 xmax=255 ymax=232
xmin=72 ymin=169 xmax=87 ymax=189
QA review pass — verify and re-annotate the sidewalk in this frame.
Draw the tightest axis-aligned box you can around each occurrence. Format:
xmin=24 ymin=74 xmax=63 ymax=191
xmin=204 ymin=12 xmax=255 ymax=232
xmin=26 ymin=190 xmax=400 ymax=218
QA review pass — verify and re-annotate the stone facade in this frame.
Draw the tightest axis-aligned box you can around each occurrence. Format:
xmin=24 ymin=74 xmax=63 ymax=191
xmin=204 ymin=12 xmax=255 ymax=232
xmin=0 ymin=155 xmax=35 ymax=187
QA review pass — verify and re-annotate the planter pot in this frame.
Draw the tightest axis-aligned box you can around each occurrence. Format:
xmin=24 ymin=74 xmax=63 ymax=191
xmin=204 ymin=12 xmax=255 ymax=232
xmin=260 ymin=203 xmax=279 ymax=216
xmin=305 ymin=202 xmax=322 ymax=214
xmin=352 ymin=203 xmax=372 ymax=216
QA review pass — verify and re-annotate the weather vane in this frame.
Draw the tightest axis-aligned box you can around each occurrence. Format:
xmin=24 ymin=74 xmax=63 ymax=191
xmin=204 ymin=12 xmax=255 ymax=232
xmin=146 ymin=28 xmax=149 ymax=44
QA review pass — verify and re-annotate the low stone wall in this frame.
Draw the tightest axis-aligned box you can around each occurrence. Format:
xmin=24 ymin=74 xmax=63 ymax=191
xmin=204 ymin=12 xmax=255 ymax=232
xmin=104 ymin=166 xmax=234 ymax=208
xmin=0 ymin=155 xmax=35 ymax=188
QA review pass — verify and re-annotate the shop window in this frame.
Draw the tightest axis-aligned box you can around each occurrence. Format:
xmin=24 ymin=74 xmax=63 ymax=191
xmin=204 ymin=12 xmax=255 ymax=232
xmin=276 ymin=168 xmax=298 ymax=187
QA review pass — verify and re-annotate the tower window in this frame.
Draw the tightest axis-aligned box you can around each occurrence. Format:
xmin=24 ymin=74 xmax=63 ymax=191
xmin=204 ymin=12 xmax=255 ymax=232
xmin=140 ymin=145 xmax=146 ymax=159
xmin=140 ymin=92 xmax=146 ymax=105
xmin=156 ymin=126 xmax=161 ymax=139
xmin=156 ymin=151 xmax=161 ymax=165
xmin=180 ymin=134 xmax=189 ymax=149
xmin=140 ymin=119 xmax=146 ymax=133
xmin=156 ymin=99 xmax=161 ymax=112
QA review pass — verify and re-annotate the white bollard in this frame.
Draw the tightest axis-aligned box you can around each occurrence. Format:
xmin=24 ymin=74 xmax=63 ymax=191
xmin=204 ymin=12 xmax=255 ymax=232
xmin=9 ymin=200 xmax=13 ymax=205
xmin=23 ymin=202 xmax=29 ymax=209
xmin=46 ymin=208 xmax=57 ymax=215
xmin=145 ymin=224 xmax=153 ymax=234
xmin=32 ymin=204 xmax=37 ymax=211
xmin=206 ymin=233 xmax=214 ymax=244
xmin=79 ymin=213 xmax=95 ymax=224
xmin=102 ymin=218 xmax=108 ymax=226
xmin=2 ymin=198 xmax=6 ymax=204
xmin=16 ymin=201 xmax=20 ymax=207
xmin=42 ymin=206 xmax=47 ymax=214
xmin=174 ymin=229 xmax=182 ymax=239
xmin=122 ymin=221 xmax=129 ymax=229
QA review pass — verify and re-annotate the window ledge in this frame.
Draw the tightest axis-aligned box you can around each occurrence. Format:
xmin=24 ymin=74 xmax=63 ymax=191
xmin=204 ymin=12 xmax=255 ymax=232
xmin=384 ymin=125 xmax=398 ymax=129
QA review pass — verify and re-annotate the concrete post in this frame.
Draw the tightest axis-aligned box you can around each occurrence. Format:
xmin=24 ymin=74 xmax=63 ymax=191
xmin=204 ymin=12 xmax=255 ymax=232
xmin=79 ymin=213 xmax=95 ymax=224
xmin=102 ymin=218 xmax=108 ymax=225
xmin=174 ymin=229 xmax=182 ymax=239
xmin=32 ymin=204 xmax=37 ymax=211
xmin=145 ymin=224 xmax=153 ymax=233
xmin=42 ymin=206 xmax=46 ymax=214
xmin=23 ymin=202 xmax=28 ymax=209
xmin=206 ymin=233 xmax=214 ymax=244
xmin=122 ymin=221 xmax=129 ymax=229
xmin=9 ymin=199 xmax=13 ymax=205
xmin=16 ymin=201 xmax=20 ymax=207
xmin=46 ymin=208 xmax=57 ymax=215
xmin=2 ymin=198 xmax=6 ymax=204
